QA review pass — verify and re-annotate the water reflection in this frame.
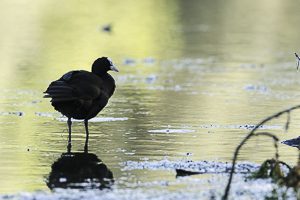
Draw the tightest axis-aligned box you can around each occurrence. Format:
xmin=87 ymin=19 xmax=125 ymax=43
xmin=176 ymin=169 xmax=202 ymax=177
xmin=47 ymin=152 xmax=113 ymax=190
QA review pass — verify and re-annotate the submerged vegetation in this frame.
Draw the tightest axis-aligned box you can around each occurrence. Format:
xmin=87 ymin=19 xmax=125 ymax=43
xmin=222 ymin=105 xmax=300 ymax=199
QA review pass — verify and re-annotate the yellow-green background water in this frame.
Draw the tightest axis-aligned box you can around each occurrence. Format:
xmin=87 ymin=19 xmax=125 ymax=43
xmin=0 ymin=0 xmax=300 ymax=195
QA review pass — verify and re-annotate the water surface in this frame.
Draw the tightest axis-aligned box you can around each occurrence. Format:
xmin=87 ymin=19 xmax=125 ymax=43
xmin=1 ymin=0 xmax=300 ymax=198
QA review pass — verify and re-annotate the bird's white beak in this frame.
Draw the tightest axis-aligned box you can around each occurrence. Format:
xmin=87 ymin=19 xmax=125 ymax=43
xmin=110 ymin=65 xmax=119 ymax=72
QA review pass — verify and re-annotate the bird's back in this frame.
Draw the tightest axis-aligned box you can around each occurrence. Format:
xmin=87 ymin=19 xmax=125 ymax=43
xmin=44 ymin=70 xmax=116 ymax=120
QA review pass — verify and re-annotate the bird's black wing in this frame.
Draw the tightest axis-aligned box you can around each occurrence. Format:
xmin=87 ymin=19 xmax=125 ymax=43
xmin=44 ymin=71 xmax=103 ymax=103
xmin=44 ymin=71 xmax=81 ymax=102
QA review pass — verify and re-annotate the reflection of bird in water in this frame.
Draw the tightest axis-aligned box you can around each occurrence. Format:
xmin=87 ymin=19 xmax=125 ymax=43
xmin=47 ymin=152 xmax=113 ymax=190
xmin=44 ymin=57 xmax=118 ymax=152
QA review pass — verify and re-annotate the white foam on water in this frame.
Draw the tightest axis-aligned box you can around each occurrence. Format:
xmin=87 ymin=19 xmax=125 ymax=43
xmin=199 ymin=124 xmax=282 ymax=130
xmin=244 ymin=84 xmax=268 ymax=93
xmin=0 ymin=179 xmax=297 ymax=200
xmin=122 ymin=159 xmax=260 ymax=173
xmin=0 ymin=159 xmax=295 ymax=200
xmin=35 ymin=112 xmax=57 ymax=118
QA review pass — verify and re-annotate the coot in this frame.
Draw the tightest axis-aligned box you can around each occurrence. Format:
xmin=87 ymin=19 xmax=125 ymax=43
xmin=44 ymin=57 xmax=118 ymax=152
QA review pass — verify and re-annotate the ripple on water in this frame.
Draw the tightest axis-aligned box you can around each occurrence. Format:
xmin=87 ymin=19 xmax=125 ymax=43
xmin=1 ymin=177 xmax=297 ymax=200
xmin=148 ymin=129 xmax=195 ymax=134
xmin=244 ymin=84 xmax=268 ymax=93
xmin=35 ymin=112 xmax=58 ymax=118
xmin=199 ymin=124 xmax=282 ymax=130
xmin=56 ymin=117 xmax=129 ymax=122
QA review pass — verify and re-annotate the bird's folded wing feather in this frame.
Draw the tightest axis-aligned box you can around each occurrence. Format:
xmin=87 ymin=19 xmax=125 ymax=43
xmin=44 ymin=71 xmax=103 ymax=102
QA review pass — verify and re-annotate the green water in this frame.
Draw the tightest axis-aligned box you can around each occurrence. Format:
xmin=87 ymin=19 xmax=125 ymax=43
xmin=0 ymin=0 xmax=300 ymax=194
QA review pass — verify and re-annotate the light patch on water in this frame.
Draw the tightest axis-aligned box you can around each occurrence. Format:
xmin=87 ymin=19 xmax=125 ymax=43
xmin=122 ymin=159 xmax=260 ymax=173
xmin=244 ymin=84 xmax=268 ymax=93
xmin=0 ymin=111 xmax=24 ymax=117
xmin=123 ymin=58 xmax=136 ymax=66
xmin=145 ymin=74 xmax=157 ymax=84
xmin=35 ymin=112 xmax=58 ymax=118
xmin=161 ymin=57 xmax=214 ymax=69
xmin=147 ymin=85 xmax=183 ymax=91
xmin=56 ymin=117 xmax=128 ymax=122
xmin=121 ymin=57 xmax=157 ymax=67
xmin=35 ymin=113 xmax=128 ymax=123
xmin=143 ymin=57 xmax=156 ymax=64
xmin=199 ymin=124 xmax=282 ymax=130
xmin=148 ymin=129 xmax=195 ymax=134
xmin=59 ymin=177 xmax=67 ymax=183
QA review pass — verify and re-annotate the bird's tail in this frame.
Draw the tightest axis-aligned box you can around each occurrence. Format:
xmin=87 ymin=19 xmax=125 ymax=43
xmin=44 ymin=81 xmax=76 ymax=102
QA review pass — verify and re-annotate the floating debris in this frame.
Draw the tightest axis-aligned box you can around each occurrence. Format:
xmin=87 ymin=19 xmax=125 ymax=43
xmin=122 ymin=159 xmax=260 ymax=174
xmin=145 ymin=75 xmax=157 ymax=84
xmin=123 ymin=58 xmax=136 ymax=66
xmin=31 ymin=100 xmax=41 ymax=104
xmin=244 ymin=84 xmax=268 ymax=93
xmin=143 ymin=57 xmax=155 ymax=64
xmin=281 ymin=137 xmax=300 ymax=149
xmin=176 ymin=169 xmax=202 ymax=177
xmin=199 ymin=124 xmax=282 ymax=130
xmin=101 ymin=24 xmax=112 ymax=32
xmin=0 ymin=111 xmax=24 ymax=117
xmin=148 ymin=129 xmax=195 ymax=134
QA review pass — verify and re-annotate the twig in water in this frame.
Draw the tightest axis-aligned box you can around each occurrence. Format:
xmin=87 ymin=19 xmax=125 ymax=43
xmin=285 ymin=111 xmax=291 ymax=132
xmin=295 ymin=53 xmax=300 ymax=70
xmin=222 ymin=104 xmax=300 ymax=200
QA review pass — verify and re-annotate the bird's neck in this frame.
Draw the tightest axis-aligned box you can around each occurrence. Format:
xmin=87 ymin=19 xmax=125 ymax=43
xmin=92 ymin=69 xmax=108 ymax=77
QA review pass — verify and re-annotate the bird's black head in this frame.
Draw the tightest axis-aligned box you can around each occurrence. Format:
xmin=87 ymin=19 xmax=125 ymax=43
xmin=92 ymin=57 xmax=119 ymax=75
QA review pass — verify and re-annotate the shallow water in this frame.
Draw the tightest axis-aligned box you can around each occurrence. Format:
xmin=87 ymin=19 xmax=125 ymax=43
xmin=1 ymin=0 xmax=300 ymax=199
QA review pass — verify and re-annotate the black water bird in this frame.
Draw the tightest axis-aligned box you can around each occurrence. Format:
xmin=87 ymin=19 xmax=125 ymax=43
xmin=102 ymin=24 xmax=112 ymax=32
xmin=44 ymin=57 xmax=118 ymax=152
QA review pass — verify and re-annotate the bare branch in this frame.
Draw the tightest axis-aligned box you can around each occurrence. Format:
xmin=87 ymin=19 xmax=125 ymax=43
xmin=285 ymin=111 xmax=291 ymax=132
xmin=295 ymin=53 xmax=300 ymax=70
xmin=222 ymin=104 xmax=300 ymax=200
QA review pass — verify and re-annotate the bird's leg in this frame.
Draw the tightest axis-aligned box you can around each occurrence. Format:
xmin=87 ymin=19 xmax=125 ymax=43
xmin=67 ymin=117 xmax=72 ymax=153
xmin=84 ymin=119 xmax=89 ymax=153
